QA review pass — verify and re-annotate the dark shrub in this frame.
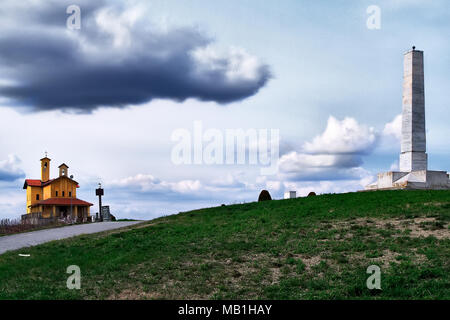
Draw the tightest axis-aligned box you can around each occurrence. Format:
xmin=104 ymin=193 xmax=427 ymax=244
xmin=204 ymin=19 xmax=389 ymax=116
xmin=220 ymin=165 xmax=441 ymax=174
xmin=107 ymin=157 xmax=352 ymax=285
xmin=258 ymin=190 xmax=272 ymax=202
xmin=308 ymin=192 xmax=316 ymax=197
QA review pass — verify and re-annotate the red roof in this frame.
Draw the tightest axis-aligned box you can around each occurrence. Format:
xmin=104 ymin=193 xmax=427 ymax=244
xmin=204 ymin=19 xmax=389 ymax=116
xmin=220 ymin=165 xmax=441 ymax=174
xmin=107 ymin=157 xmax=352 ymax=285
xmin=23 ymin=178 xmax=79 ymax=189
xmin=31 ymin=198 xmax=93 ymax=207
xmin=23 ymin=179 xmax=54 ymax=189
xmin=24 ymin=179 xmax=43 ymax=187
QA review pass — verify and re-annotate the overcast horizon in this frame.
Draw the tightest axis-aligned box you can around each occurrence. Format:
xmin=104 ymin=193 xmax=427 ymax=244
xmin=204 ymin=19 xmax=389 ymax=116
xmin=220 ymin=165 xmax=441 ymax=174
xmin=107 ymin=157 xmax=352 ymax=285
xmin=1 ymin=0 xmax=449 ymax=220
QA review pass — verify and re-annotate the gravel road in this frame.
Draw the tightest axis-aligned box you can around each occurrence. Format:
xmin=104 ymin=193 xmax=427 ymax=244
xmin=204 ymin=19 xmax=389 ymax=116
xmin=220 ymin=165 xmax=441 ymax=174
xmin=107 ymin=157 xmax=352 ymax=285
xmin=0 ymin=221 xmax=143 ymax=255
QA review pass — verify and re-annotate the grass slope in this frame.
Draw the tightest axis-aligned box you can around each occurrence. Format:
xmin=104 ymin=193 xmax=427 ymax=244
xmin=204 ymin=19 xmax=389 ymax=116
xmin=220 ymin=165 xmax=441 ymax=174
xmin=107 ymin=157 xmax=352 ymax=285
xmin=0 ymin=190 xmax=449 ymax=300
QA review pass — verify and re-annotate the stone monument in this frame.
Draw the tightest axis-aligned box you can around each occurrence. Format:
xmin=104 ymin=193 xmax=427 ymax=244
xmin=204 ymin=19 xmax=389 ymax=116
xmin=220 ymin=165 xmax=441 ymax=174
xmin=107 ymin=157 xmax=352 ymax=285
xmin=366 ymin=47 xmax=450 ymax=190
xmin=101 ymin=205 xmax=112 ymax=221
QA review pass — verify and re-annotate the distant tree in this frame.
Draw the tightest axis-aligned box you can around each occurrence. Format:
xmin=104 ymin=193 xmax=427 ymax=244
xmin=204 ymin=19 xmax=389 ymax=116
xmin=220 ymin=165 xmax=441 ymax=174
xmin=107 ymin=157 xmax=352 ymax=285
xmin=258 ymin=190 xmax=272 ymax=202
xmin=308 ymin=192 xmax=316 ymax=197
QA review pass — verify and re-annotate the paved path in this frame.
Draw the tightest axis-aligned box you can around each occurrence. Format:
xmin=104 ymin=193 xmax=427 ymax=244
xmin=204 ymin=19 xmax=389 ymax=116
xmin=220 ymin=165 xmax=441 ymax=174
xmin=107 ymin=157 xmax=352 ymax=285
xmin=0 ymin=221 xmax=143 ymax=255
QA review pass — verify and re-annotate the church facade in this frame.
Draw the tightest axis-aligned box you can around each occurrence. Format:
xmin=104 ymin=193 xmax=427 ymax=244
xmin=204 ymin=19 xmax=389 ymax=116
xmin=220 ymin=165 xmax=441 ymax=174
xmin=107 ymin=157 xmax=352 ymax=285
xmin=366 ymin=48 xmax=450 ymax=190
xmin=23 ymin=155 xmax=93 ymax=222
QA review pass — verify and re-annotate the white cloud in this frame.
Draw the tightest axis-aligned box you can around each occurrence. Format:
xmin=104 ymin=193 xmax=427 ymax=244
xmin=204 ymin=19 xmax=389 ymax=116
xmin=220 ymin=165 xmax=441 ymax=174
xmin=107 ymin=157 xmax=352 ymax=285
xmin=95 ymin=4 xmax=145 ymax=48
xmin=265 ymin=180 xmax=281 ymax=191
xmin=277 ymin=116 xmax=377 ymax=182
xmin=279 ymin=152 xmax=361 ymax=171
xmin=109 ymin=171 xmax=257 ymax=198
xmin=303 ymin=116 xmax=377 ymax=155
xmin=191 ymin=46 xmax=267 ymax=83
xmin=0 ymin=154 xmax=25 ymax=181
xmin=383 ymin=114 xmax=402 ymax=140
xmin=0 ymin=186 xmax=24 ymax=220
xmin=171 ymin=180 xmax=202 ymax=193
xmin=210 ymin=173 xmax=247 ymax=189
xmin=110 ymin=173 xmax=202 ymax=194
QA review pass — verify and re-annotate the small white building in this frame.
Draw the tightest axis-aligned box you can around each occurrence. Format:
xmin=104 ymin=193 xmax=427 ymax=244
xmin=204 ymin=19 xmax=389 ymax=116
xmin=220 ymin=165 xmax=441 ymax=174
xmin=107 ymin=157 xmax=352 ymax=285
xmin=284 ymin=191 xmax=296 ymax=199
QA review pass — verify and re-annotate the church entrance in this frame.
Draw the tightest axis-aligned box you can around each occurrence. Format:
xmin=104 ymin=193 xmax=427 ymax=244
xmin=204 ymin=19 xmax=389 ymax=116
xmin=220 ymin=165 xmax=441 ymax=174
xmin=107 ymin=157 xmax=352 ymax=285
xmin=58 ymin=206 xmax=68 ymax=218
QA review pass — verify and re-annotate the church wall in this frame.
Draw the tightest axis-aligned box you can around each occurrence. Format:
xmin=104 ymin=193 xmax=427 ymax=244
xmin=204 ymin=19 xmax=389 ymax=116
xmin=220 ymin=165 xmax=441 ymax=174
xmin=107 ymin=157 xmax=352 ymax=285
xmin=51 ymin=177 xmax=78 ymax=198
xmin=26 ymin=186 xmax=43 ymax=214
xmin=44 ymin=185 xmax=52 ymax=199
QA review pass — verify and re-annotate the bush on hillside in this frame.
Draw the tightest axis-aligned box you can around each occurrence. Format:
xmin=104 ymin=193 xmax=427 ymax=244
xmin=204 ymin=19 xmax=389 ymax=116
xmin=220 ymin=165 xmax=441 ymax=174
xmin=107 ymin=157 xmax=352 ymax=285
xmin=258 ymin=190 xmax=272 ymax=202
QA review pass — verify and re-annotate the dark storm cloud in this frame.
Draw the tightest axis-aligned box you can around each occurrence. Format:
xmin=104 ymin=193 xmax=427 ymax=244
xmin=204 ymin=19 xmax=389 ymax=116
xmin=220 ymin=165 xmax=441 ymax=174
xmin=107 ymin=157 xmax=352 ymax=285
xmin=0 ymin=0 xmax=271 ymax=112
xmin=0 ymin=155 xmax=25 ymax=182
xmin=0 ymin=171 xmax=25 ymax=182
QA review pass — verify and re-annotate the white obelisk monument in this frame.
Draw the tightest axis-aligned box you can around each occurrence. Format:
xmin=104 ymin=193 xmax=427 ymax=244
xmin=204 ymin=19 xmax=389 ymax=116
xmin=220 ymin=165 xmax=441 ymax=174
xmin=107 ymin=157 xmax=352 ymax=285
xmin=399 ymin=48 xmax=427 ymax=172
xmin=366 ymin=47 xmax=450 ymax=190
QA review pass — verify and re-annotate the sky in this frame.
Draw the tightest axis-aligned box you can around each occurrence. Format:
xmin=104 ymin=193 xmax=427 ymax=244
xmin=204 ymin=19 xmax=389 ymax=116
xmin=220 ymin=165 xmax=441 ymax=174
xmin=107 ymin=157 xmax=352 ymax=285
xmin=0 ymin=0 xmax=449 ymax=220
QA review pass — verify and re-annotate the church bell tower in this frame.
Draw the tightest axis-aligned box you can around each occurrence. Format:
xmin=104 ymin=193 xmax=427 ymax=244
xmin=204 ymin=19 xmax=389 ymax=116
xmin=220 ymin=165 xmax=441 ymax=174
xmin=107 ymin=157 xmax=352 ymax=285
xmin=41 ymin=152 xmax=51 ymax=182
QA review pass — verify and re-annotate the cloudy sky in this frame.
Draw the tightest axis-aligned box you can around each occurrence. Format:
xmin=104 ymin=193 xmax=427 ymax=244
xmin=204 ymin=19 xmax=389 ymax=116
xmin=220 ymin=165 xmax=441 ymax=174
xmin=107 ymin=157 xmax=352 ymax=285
xmin=0 ymin=0 xmax=449 ymax=220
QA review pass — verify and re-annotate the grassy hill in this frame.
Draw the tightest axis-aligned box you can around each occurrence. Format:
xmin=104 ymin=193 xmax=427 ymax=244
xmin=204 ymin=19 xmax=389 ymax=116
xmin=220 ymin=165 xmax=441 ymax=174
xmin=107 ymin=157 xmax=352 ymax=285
xmin=0 ymin=190 xmax=449 ymax=300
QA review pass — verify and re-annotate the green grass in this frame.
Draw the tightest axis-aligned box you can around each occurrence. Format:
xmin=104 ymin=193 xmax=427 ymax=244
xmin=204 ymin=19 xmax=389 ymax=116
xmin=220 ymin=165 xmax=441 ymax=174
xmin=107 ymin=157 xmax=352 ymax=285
xmin=0 ymin=190 xmax=449 ymax=300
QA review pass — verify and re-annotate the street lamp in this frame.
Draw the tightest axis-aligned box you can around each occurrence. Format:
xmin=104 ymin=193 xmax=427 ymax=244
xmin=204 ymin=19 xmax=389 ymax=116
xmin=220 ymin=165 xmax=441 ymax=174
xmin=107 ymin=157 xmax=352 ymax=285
xmin=70 ymin=175 xmax=74 ymax=223
xmin=96 ymin=183 xmax=104 ymax=222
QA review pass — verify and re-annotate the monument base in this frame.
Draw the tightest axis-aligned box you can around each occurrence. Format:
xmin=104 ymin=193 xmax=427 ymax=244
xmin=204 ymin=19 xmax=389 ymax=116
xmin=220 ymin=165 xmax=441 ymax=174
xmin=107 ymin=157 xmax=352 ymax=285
xmin=365 ymin=170 xmax=450 ymax=191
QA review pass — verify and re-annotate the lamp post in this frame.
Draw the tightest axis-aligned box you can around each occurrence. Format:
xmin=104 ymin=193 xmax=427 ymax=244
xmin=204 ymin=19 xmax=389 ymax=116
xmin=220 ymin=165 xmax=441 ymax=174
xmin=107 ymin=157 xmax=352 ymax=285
xmin=70 ymin=175 xmax=74 ymax=222
xmin=96 ymin=183 xmax=104 ymax=222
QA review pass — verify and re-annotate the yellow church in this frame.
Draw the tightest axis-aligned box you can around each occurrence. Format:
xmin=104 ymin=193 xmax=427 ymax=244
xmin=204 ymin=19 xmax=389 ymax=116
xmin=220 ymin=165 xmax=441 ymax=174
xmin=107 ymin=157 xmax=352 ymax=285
xmin=23 ymin=155 xmax=93 ymax=222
